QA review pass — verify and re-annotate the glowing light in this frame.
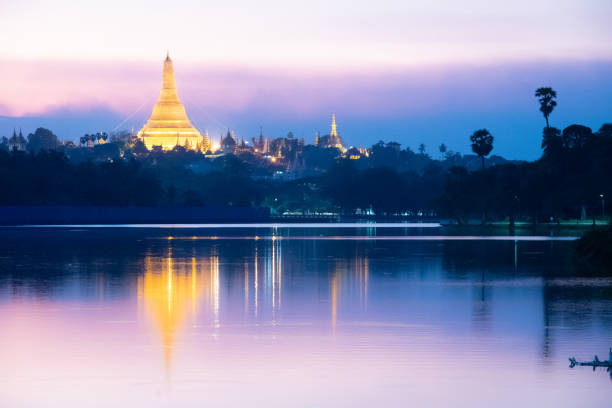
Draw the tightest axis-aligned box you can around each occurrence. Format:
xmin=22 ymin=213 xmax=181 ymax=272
xmin=254 ymin=246 xmax=258 ymax=318
xmin=138 ymin=54 xmax=208 ymax=151
xmin=139 ymin=253 xmax=208 ymax=375
xmin=244 ymin=262 xmax=249 ymax=315
xmin=331 ymin=273 xmax=338 ymax=333
xmin=211 ymin=256 xmax=220 ymax=327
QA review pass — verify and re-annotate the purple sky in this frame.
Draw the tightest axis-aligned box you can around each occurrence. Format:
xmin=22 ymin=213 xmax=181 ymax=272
xmin=1 ymin=1 xmax=611 ymax=159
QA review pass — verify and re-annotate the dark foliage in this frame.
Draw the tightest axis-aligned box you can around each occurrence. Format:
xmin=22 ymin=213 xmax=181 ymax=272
xmin=470 ymin=129 xmax=494 ymax=169
xmin=535 ymin=87 xmax=557 ymax=128
xmin=27 ymin=127 xmax=59 ymax=152
xmin=0 ymin=150 xmax=161 ymax=206
xmin=574 ymin=227 xmax=612 ymax=275
xmin=1 ymin=119 xmax=611 ymax=223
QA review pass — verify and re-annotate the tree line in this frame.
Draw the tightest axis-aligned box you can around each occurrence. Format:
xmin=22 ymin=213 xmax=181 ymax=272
xmin=0 ymin=87 xmax=610 ymax=223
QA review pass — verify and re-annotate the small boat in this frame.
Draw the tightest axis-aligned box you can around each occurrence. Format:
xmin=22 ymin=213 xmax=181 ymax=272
xmin=569 ymin=348 xmax=612 ymax=371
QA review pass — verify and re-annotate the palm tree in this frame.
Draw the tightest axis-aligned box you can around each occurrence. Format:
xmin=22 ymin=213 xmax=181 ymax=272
xmin=535 ymin=87 xmax=557 ymax=128
xmin=470 ymin=129 xmax=494 ymax=169
xmin=439 ymin=143 xmax=447 ymax=159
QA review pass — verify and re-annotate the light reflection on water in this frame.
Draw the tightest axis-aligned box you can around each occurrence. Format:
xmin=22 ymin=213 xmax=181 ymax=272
xmin=0 ymin=227 xmax=610 ymax=407
xmin=157 ymin=235 xmax=579 ymax=241
xmin=25 ymin=222 xmax=442 ymax=228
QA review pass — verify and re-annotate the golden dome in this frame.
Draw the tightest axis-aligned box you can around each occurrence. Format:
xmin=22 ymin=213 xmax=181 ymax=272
xmin=138 ymin=53 xmax=204 ymax=150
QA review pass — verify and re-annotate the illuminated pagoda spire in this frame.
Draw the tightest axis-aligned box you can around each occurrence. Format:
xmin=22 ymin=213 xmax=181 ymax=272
xmin=201 ymin=130 xmax=210 ymax=152
xmin=331 ymin=113 xmax=338 ymax=138
xmin=137 ymin=52 xmax=203 ymax=150
xmin=327 ymin=113 xmax=345 ymax=151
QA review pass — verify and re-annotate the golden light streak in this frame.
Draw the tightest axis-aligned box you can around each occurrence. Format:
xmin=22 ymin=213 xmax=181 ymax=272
xmin=140 ymin=253 xmax=208 ymax=377
xmin=278 ymin=240 xmax=282 ymax=310
xmin=244 ymin=261 xmax=249 ymax=315
xmin=212 ymin=256 xmax=220 ymax=327
xmin=364 ymin=257 xmax=369 ymax=308
xmin=254 ymin=246 xmax=258 ymax=318
xmin=331 ymin=273 xmax=338 ymax=334
xmin=272 ymin=238 xmax=276 ymax=312
xmin=191 ymin=257 xmax=197 ymax=316
xmin=168 ymin=254 xmax=173 ymax=313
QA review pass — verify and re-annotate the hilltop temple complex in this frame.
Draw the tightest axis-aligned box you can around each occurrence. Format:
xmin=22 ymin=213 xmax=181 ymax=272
xmin=138 ymin=53 xmax=209 ymax=151
xmin=316 ymin=114 xmax=346 ymax=152
xmin=133 ymin=56 xmax=349 ymax=159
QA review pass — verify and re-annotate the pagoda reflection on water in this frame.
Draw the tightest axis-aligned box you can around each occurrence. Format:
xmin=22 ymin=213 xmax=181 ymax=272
xmin=137 ymin=238 xmax=370 ymax=375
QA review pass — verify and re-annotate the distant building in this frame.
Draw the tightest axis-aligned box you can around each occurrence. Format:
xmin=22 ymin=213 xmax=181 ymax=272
xmin=252 ymin=127 xmax=265 ymax=153
xmin=347 ymin=147 xmax=362 ymax=160
xmin=8 ymin=129 xmax=26 ymax=152
xmin=236 ymin=137 xmax=252 ymax=154
xmin=81 ymin=132 xmax=107 ymax=148
xmin=319 ymin=114 xmax=346 ymax=152
xmin=264 ymin=136 xmax=270 ymax=154
xmin=197 ymin=131 xmax=211 ymax=153
xmin=386 ymin=142 xmax=401 ymax=152
xmin=221 ymin=130 xmax=236 ymax=154
xmin=328 ymin=114 xmax=342 ymax=148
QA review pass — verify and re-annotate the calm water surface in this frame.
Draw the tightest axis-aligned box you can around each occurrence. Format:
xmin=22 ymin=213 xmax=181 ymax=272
xmin=0 ymin=226 xmax=610 ymax=407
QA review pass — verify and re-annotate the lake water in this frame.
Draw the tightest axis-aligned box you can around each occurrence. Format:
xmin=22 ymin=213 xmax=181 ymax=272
xmin=0 ymin=225 xmax=610 ymax=407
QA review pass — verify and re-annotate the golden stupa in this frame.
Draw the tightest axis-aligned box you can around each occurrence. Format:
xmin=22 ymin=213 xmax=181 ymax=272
xmin=138 ymin=53 xmax=205 ymax=150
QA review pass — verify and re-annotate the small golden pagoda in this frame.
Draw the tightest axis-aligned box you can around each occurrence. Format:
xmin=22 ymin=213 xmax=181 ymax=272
xmin=327 ymin=113 xmax=345 ymax=152
xmin=138 ymin=52 xmax=205 ymax=150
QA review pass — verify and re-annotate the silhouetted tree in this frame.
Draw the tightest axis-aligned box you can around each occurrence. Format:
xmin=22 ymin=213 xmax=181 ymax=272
xmin=418 ymin=144 xmax=426 ymax=155
xmin=172 ymin=144 xmax=186 ymax=153
xmin=440 ymin=166 xmax=472 ymax=224
xmin=541 ymin=127 xmax=562 ymax=157
xmin=562 ymin=124 xmax=592 ymax=150
xmin=535 ymin=87 xmax=557 ymax=128
xmin=132 ymin=139 xmax=148 ymax=155
xmin=470 ymin=129 xmax=494 ymax=169
xmin=27 ymin=128 xmax=58 ymax=152
xmin=596 ymin=123 xmax=612 ymax=139
xmin=94 ymin=132 xmax=108 ymax=144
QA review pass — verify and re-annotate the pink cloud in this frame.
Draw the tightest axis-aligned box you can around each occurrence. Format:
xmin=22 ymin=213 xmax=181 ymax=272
xmin=0 ymin=59 xmax=488 ymax=119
